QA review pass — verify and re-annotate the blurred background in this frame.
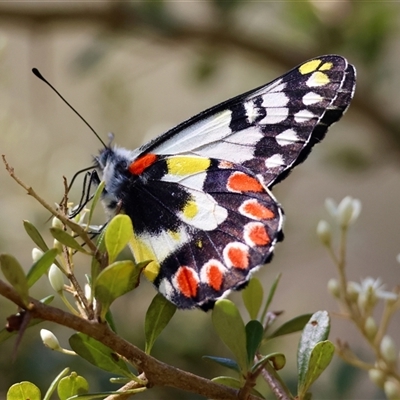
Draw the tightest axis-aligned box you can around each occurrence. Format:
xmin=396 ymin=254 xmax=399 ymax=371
xmin=0 ymin=1 xmax=400 ymax=398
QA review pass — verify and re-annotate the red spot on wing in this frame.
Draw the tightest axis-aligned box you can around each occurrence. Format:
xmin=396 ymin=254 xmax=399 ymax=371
xmin=227 ymin=172 xmax=263 ymax=193
xmin=129 ymin=153 xmax=158 ymax=175
xmin=206 ymin=263 xmax=224 ymax=291
xmin=176 ymin=267 xmax=198 ymax=298
xmin=241 ymin=199 xmax=275 ymax=220
xmin=225 ymin=243 xmax=249 ymax=270
xmin=245 ymin=222 xmax=270 ymax=246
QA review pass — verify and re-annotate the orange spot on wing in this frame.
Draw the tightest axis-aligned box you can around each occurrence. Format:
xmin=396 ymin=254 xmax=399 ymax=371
xmin=227 ymin=172 xmax=263 ymax=192
xmin=129 ymin=153 xmax=158 ymax=175
xmin=227 ymin=245 xmax=249 ymax=269
xmin=176 ymin=267 xmax=198 ymax=298
xmin=248 ymin=223 xmax=270 ymax=246
xmin=206 ymin=264 xmax=224 ymax=291
xmin=242 ymin=200 xmax=275 ymax=220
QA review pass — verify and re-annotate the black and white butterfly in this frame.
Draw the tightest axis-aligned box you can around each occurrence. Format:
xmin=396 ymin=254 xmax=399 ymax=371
xmin=86 ymin=55 xmax=355 ymax=310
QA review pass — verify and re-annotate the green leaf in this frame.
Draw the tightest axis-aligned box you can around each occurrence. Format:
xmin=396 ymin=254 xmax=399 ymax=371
xmin=252 ymin=352 xmax=286 ymax=372
xmin=23 ymin=220 xmax=49 ymax=252
xmin=105 ymin=215 xmax=133 ymax=264
xmin=26 ymin=248 xmax=59 ymax=288
xmin=245 ymin=320 xmax=263 ymax=364
xmin=202 ymin=356 xmax=240 ymax=372
xmin=211 ymin=376 xmax=242 ymax=389
xmin=87 ymin=180 xmax=105 ymax=227
xmin=242 ymin=278 xmax=263 ymax=320
xmin=144 ymin=293 xmax=176 ymax=354
xmin=267 ymin=314 xmax=313 ymax=339
xmin=43 ymin=368 xmax=70 ymax=400
xmin=0 ymin=254 xmax=29 ymax=305
xmin=212 ymin=299 xmax=248 ymax=374
xmin=211 ymin=376 xmax=264 ymax=397
xmin=298 ymin=340 xmax=335 ymax=397
xmin=297 ymin=311 xmax=331 ymax=395
xmin=91 ymin=230 xmax=106 ymax=286
xmin=50 ymin=228 xmax=90 ymax=254
xmin=94 ymin=260 xmax=141 ymax=320
xmin=57 ymin=372 xmax=89 ymax=400
xmin=260 ymin=273 xmax=281 ymax=324
xmin=7 ymin=381 xmax=41 ymax=400
xmin=69 ymin=333 xmax=133 ymax=378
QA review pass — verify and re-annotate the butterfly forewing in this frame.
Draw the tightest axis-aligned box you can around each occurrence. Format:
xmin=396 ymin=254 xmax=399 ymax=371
xmin=95 ymin=55 xmax=356 ymax=309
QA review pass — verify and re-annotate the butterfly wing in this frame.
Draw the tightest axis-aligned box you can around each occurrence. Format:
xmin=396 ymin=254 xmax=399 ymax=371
xmin=125 ymin=155 xmax=283 ymax=309
xmin=139 ymin=55 xmax=356 ymax=188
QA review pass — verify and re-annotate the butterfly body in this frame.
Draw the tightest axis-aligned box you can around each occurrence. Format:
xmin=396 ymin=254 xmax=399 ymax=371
xmin=94 ymin=55 xmax=356 ymax=310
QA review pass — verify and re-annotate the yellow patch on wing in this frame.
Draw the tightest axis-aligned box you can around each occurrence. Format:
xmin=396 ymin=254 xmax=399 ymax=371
xmin=319 ymin=62 xmax=333 ymax=71
xmin=167 ymin=156 xmax=211 ymax=176
xmin=183 ymin=199 xmax=198 ymax=220
xmin=299 ymin=59 xmax=322 ymax=75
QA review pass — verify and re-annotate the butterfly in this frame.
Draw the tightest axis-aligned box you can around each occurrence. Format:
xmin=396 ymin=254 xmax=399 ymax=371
xmin=92 ymin=55 xmax=356 ymax=310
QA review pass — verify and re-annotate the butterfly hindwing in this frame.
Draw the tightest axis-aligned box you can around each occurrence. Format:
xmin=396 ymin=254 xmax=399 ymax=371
xmin=94 ymin=55 xmax=356 ymax=309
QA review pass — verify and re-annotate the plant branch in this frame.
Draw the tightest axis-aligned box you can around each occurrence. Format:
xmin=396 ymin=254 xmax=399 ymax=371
xmin=0 ymin=279 xmax=263 ymax=400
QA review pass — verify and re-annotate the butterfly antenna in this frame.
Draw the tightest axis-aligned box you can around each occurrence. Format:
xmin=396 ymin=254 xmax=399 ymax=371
xmin=32 ymin=68 xmax=107 ymax=148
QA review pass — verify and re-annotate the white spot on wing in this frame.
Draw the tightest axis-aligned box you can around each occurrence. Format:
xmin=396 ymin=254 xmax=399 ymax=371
xmin=294 ymin=109 xmax=315 ymax=123
xmin=265 ymin=154 xmax=285 ymax=168
xmin=259 ymin=107 xmax=289 ymax=124
xmin=244 ymin=101 xmax=259 ymax=124
xmin=158 ymin=278 xmax=175 ymax=300
xmin=275 ymin=129 xmax=300 ymax=146
xmin=302 ymin=91 xmax=323 ymax=105
xmin=178 ymin=189 xmax=228 ymax=230
xmin=154 ymin=110 xmax=233 ymax=154
xmin=262 ymin=91 xmax=288 ymax=108
xmin=226 ymin=126 xmax=263 ymax=146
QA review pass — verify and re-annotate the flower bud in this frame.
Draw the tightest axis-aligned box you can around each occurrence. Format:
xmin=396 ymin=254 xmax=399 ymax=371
xmin=346 ymin=281 xmax=360 ymax=302
xmin=337 ymin=196 xmax=361 ymax=228
xmin=381 ymin=335 xmax=397 ymax=365
xmin=384 ymin=380 xmax=400 ymax=400
xmin=48 ymin=264 xmax=64 ymax=293
xmin=364 ymin=316 xmax=378 ymax=340
xmin=32 ymin=248 xmax=44 ymax=263
xmin=317 ymin=220 xmax=332 ymax=246
xmin=53 ymin=239 xmax=63 ymax=253
xmin=327 ymin=278 xmax=341 ymax=298
xmin=52 ymin=217 xmax=64 ymax=229
xmin=40 ymin=329 xmax=61 ymax=351
xmin=368 ymin=368 xmax=385 ymax=389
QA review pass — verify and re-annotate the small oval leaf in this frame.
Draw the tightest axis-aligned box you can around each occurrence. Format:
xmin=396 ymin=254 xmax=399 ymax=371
xmin=268 ymin=314 xmax=313 ymax=339
xmin=145 ymin=293 xmax=176 ymax=354
xmin=299 ymin=340 xmax=335 ymax=396
xmin=245 ymin=320 xmax=264 ymax=363
xmin=57 ymin=372 xmax=89 ymax=400
xmin=94 ymin=260 xmax=141 ymax=320
xmin=297 ymin=311 xmax=331 ymax=394
xmin=23 ymin=220 xmax=49 ymax=252
xmin=69 ymin=333 xmax=133 ymax=378
xmin=7 ymin=381 xmax=41 ymax=400
xmin=242 ymin=278 xmax=263 ymax=320
xmin=0 ymin=254 xmax=29 ymax=305
xmin=212 ymin=299 xmax=248 ymax=374
xmin=87 ymin=180 xmax=105 ymax=227
xmin=50 ymin=227 xmax=90 ymax=254
xmin=211 ymin=376 xmax=242 ymax=389
xmin=105 ymin=215 xmax=133 ymax=263
xmin=26 ymin=248 xmax=59 ymax=288
xmin=202 ymin=356 xmax=240 ymax=372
